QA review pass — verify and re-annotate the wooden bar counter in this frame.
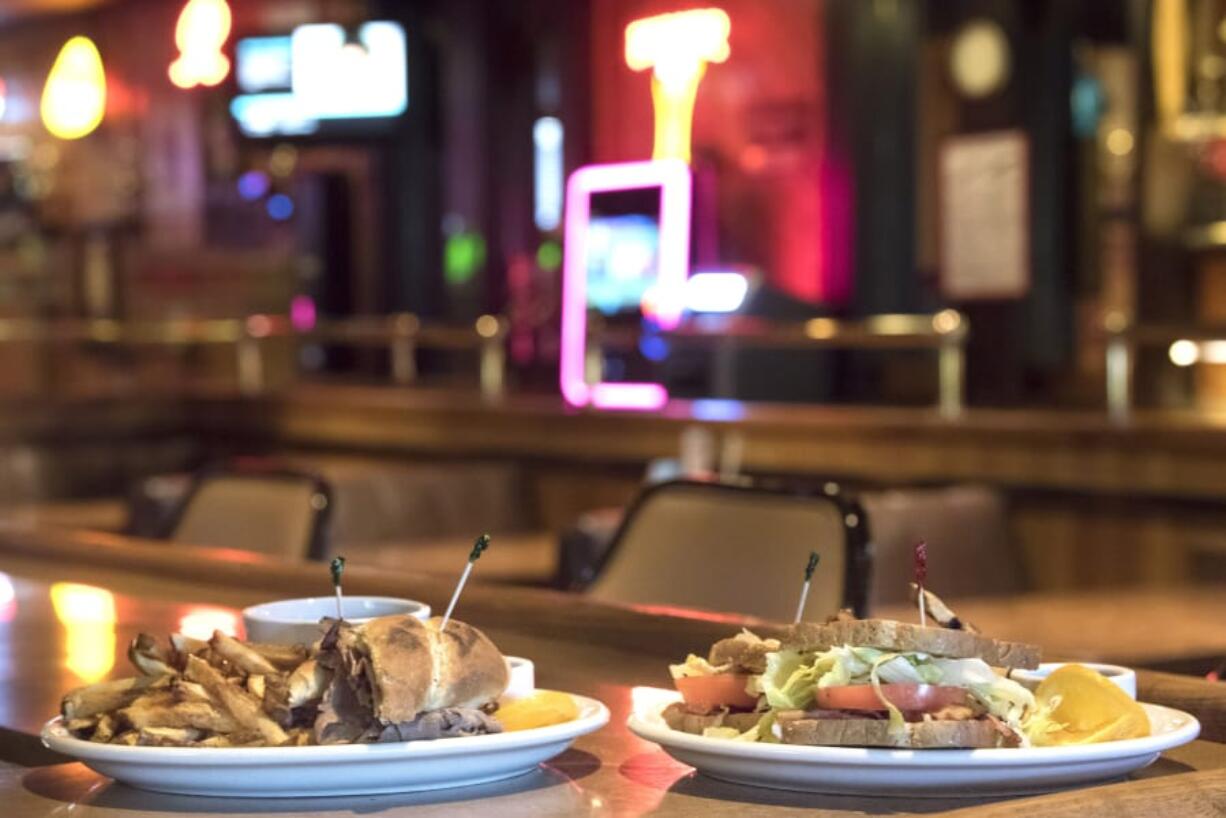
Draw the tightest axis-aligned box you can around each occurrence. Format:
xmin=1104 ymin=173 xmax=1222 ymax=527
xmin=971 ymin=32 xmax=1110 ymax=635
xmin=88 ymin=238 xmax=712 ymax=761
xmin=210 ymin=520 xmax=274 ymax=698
xmin=191 ymin=385 xmax=1226 ymax=501
xmin=197 ymin=385 xmax=1226 ymax=589
xmin=13 ymin=386 xmax=1226 ymax=588
xmin=0 ymin=526 xmax=1224 ymax=817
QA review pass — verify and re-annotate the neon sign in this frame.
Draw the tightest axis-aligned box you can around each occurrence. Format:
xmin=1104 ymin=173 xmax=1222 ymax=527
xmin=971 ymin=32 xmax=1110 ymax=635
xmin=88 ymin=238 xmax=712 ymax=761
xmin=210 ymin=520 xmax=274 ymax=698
xmin=169 ymin=0 xmax=232 ymax=89
xmin=41 ymin=36 xmax=107 ymax=140
xmin=560 ymin=159 xmax=691 ymax=410
xmin=684 ymin=270 xmax=750 ymax=313
xmin=230 ymin=22 xmax=408 ymax=137
xmin=291 ymin=23 xmax=408 ymax=120
xmin=533 ymin=116 xmax=564 ymax=231
xmin=625 ymin=8 xmax=730 ymax=164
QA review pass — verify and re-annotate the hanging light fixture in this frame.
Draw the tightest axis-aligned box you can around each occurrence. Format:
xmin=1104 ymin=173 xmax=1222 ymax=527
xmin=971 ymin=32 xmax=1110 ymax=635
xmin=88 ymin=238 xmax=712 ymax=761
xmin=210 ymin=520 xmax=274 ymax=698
xmin=169 ymin=0 xmax=233 ymax=89
xmin=41 ymin=36 xmax=107 ymax=140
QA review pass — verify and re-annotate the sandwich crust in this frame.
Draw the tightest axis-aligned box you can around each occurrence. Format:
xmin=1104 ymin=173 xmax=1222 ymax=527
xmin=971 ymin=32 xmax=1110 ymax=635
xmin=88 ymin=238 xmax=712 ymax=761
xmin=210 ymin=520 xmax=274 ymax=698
xmin=783 ymin=619 xmax=1040 ymax=669
xmin=779 ymin=715 xmax=1011 ymax=748
xmin=420 ymin=616 xmax=510 ymax=713
xmin=357 ymin=615 xmax=509 ymax=724
xmin=358 ymin=616 xmax=435 ymax=723
xmin=661 ymin=702 xmax=762 ymax=735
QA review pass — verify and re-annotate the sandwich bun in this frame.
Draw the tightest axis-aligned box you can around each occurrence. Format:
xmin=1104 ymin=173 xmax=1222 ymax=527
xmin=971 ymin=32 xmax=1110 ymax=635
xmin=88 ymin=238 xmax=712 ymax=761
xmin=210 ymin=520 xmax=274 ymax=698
xmin=358 ymin=615 xmax=510 ymax=724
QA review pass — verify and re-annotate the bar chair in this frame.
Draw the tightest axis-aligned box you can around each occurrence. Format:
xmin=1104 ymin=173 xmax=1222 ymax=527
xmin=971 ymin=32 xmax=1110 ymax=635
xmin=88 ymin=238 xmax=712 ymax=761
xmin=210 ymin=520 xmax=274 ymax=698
xmin=166 ymin=461 xmax=333 ymax=561
xmin=860 ymin=484 xmax=1022 ymax=607
xmin=585 ymin=480 xmax=870 ymax=621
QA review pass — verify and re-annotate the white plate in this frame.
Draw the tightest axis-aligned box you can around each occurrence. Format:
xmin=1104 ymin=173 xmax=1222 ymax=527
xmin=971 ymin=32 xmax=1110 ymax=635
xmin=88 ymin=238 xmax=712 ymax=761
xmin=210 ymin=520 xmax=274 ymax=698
xmin=42 ymin=693 xmax=608 ymax=798
xmin=627 ymin=694 xmax=1200 ymax=796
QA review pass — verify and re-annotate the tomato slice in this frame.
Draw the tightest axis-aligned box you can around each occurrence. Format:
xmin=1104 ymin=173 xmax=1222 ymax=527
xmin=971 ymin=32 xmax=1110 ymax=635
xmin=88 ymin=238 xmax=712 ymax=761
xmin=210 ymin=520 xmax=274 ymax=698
xmin=674 ymin=674 xmax=759 ymax=710
xmin=815 ymin=684 xmax=969 ymax=712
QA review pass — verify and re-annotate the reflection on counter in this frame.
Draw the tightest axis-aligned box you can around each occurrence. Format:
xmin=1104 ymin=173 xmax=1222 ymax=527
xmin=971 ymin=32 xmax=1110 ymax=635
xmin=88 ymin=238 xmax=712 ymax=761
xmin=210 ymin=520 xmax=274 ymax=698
xmin=50 ymin=582 xmax=115 ymax=683
xmin=0 ymin=572 xmax=15 ymax=623
xmin=178 ymin=606 xmax=239 ymax=640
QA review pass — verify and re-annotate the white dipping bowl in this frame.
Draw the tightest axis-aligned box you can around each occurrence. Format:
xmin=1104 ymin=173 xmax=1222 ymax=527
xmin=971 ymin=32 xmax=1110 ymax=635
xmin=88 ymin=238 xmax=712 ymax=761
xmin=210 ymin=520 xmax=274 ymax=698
xmin=1011 ymin=662 xmax=1137 ymax=700
xmin=242 ymin=596 xmax=430 ymax=645
xmin=503 ymin=656 xmax=536 ymax=701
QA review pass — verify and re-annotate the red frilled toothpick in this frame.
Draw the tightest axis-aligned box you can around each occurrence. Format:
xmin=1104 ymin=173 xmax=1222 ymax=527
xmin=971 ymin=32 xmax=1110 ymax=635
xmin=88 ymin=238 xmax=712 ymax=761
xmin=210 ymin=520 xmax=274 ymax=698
xmin=914 ymin=540 xmax=929 ymax=627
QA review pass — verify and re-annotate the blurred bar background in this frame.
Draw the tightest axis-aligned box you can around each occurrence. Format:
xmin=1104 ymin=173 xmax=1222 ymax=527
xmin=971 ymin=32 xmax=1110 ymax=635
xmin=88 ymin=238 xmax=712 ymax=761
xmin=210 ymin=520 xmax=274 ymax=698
xmin=1 ymin=0 xmax=1226 ymax=627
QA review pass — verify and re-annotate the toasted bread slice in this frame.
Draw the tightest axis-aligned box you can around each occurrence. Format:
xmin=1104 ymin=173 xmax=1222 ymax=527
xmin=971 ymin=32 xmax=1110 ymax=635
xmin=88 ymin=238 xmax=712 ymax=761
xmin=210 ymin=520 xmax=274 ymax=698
xmin=780 ymin=716 xmax=1011 ymax=749
xmin=783 ymin=619 xmax=1040 ymax=670
xmin=662 ymin=702 xmax=762 ymax=735
xmin=708 ymin=635 xmax=778 ymax=674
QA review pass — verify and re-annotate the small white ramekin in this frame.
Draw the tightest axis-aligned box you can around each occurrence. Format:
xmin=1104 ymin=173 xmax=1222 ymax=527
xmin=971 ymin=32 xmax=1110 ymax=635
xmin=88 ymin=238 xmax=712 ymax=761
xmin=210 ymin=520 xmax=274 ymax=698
xmin=1010 ymin=662 xmax=1137 ymax=700
xmin=503 ymin=656 xmax=536 ymax=700
xmin=242 ymin=596 xmax=431 ymax=645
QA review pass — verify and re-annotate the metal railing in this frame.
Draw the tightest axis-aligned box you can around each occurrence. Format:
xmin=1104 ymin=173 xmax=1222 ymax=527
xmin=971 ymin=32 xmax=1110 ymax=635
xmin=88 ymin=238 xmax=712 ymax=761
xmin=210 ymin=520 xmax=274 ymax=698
xmin=591 ymin=309 xmax=969 ymax=417
xmin=0 ymin=309 xmax=969 ymax=412
xmin=1103 ymin=318 xmax=1226 ymax=419
xmin=0 ymin=314 xmax=509 ymax=399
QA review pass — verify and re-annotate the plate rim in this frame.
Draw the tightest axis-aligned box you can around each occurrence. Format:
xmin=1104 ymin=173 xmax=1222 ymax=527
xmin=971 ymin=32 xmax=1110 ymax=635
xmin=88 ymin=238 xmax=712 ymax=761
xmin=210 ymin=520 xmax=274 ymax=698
xmin=43 ymin=691 xmax=609 ymax=765
xmin=627 ymin=701 xmax=1200 ymax=767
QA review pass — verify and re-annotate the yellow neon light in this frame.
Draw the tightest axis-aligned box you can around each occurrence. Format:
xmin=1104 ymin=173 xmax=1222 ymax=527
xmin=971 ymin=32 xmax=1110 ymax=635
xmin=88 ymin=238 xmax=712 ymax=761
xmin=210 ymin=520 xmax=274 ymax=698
xmin=1152 ymin=0 xmax=1187 ymax=137
xmin=50 ymin=582 xmax=116 ymax=683
xmin=169 ymin=0 xmax=232 ymax=89
xmin=41 ymin=36 xmax=107 ymax=140
xmin=625 ymin=8 xmax=730 ymax=163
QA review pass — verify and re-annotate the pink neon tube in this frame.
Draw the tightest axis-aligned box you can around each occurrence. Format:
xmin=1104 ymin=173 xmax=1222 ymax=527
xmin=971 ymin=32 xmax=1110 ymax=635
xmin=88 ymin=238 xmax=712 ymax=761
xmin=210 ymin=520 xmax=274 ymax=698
xmin=559 ymin=159 xmax=692 ymax=409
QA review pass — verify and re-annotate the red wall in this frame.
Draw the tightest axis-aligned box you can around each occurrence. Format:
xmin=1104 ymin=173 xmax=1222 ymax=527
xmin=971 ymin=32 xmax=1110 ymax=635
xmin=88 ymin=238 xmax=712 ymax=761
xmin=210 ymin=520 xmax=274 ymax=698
xmin=589 ymin=0 xmax=850 ymax=304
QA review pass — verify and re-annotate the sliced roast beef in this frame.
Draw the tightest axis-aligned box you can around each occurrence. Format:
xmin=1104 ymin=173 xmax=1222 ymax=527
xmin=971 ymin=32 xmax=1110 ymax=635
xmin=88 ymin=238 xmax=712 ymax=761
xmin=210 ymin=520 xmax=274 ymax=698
xmin=372 ymin=708 xmax=501 ymax=742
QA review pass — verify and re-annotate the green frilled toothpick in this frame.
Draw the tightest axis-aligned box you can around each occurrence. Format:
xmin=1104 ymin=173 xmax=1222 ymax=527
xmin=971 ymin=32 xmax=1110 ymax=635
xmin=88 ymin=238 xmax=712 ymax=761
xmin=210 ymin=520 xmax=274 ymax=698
xmin=793 ymin=551 xmax=820 ymax=624
xmin=440 ymin=534 xmax=490 ymax=631
xmin=330 ymin=556 xmax=346 ymax=620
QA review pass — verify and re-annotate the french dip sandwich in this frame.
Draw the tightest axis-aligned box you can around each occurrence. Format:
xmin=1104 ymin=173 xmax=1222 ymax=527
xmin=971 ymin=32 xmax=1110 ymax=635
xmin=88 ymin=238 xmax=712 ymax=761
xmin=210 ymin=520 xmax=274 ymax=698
xmin=315 ymin=614 xmax=510 ymax=744
xmin=667 ymin=615 xmax=1042 ymax=748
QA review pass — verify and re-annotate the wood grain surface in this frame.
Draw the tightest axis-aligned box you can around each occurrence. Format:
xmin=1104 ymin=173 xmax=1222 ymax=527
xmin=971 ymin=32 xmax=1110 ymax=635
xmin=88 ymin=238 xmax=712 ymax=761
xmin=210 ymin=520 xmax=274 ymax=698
xmin=941 ymin=768 xmax=1226 ymax=817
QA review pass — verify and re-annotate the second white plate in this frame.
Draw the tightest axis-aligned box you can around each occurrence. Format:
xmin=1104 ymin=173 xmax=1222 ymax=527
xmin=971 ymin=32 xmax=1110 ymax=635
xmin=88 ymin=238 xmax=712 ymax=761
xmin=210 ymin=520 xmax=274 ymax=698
xmin=627 ymin=693 xmax=1199 ymax=796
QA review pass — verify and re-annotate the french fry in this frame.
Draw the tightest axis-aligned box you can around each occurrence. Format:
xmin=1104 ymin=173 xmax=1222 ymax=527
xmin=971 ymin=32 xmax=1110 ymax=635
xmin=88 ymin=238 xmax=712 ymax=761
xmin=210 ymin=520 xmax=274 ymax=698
xmin=172 ymin=679 xmax=211 ymax=704
xmin=185 ymin=655 xmax=288 ymax=746
xmin=167 ymin=633 xmax=209 ymax=672
xmin=62 ymin=675 xmax=170 ymax=720
xmin=286 ymin=659 xmax=329 ymax=708
xmin=118 ymin=700 xmax=239 ymax=733
xmin=196 ymin=729 xmax=264 ymax=747
xmin=169 ymin=632 xmax=208 ymax=655
xmin=194 ymin=734 xmax=234 ymax=748
xmin=129 ymin=634 xmax=175 ymax=677
xmin=286 ymin=727 xmax=313 ymax=746
xmin=66 ymin=625 xmax=335 ymax=747
xmin=138 ymin=727 xmax=204 ymax=747
xmin=210 ymin=631 xmax=279 ymax=676
xmin=247 ymin=642 xmax=310 ymax=671
xmin=93 ymin=714 xmax=115 ymax=743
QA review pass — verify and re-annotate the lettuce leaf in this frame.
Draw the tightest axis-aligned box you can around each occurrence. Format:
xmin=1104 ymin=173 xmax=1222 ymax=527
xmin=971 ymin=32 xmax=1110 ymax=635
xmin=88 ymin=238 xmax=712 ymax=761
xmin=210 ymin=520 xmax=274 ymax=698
xmin=669 ymin=654 xmax=732 ymax=680
xmin=932 ymin=657 xmax=1035 ymax=742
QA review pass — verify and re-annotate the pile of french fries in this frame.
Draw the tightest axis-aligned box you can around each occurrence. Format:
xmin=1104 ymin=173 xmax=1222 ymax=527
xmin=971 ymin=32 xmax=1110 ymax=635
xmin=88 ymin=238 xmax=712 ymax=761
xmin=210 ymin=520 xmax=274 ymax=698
xmin=62 ymin=630 xmax=330 ymax=747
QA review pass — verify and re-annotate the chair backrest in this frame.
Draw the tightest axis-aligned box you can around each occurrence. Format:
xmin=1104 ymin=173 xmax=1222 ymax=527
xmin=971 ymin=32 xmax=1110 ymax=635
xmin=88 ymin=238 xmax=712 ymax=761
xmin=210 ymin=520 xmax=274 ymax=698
xmin=860 ymin=484 xmax=1020 ymax=607
xmin=586 ymin=480 xmax=869 ymax=621
xmin=169 ymin=467 xmax=332 ymax=561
